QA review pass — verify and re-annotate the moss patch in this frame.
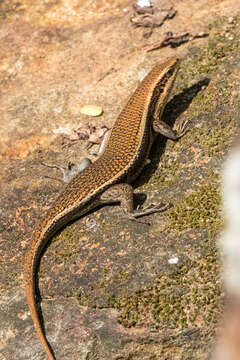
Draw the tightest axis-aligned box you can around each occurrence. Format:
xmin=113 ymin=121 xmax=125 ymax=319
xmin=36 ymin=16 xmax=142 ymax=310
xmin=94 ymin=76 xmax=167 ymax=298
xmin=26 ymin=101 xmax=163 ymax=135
xmin=182 ymin=16 xmax=240 ymax=78
xmin=150 ymin=157 xmax=181 ymax=187
xmin=167 ymin=184 xmax=222 ymax=233
xmin=109 ymin=240 xmax=222 ymax=330
xmin=52 ymin=227 xmax=82 ymax=260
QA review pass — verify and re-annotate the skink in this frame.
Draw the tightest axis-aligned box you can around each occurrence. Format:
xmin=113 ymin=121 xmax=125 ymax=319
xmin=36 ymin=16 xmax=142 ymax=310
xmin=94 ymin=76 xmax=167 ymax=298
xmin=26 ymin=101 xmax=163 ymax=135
xmin=24 ymin=57 xmax=186 ymax=360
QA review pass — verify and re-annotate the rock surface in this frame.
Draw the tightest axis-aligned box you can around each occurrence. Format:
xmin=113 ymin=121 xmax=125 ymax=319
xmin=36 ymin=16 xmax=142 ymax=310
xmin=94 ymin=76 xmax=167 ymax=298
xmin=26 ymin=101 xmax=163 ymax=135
xmin=1 ymin=0 xmax=240 ymax=359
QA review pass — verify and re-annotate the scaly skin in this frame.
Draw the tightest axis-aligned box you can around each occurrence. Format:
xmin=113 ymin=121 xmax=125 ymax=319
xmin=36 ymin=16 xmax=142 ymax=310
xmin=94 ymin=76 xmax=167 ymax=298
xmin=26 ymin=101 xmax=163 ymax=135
xmin=24 ymin=58 xmax=182 ymax=360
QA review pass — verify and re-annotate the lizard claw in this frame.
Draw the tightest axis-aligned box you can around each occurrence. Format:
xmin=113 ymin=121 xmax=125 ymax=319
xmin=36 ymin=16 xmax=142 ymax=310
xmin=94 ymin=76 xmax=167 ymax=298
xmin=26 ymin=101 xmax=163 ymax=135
xmin=175 ymin=119 xmax=189 ymax=138
xmin=127 ymin=202 xmax=172 ymax=221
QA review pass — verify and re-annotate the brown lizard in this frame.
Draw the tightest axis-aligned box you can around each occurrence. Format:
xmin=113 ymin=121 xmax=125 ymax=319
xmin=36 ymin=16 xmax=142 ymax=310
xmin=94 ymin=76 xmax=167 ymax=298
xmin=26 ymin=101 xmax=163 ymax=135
xmin=24 ymin=57 xmax=187 ymax=360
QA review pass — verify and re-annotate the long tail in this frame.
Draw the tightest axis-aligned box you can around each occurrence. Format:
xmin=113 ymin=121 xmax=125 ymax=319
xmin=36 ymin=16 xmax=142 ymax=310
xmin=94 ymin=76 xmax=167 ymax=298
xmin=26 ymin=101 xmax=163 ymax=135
xmin=24 ymin=228 xmax=56 ymax=360
xmin=24 ymin=187 xmax=98 ymax=360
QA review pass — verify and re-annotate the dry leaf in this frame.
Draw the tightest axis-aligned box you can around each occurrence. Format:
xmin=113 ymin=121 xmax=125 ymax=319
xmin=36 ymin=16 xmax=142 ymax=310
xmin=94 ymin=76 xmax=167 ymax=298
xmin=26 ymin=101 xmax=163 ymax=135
xmin=144 ymin=31 xmax=208 ymax=51
xmin=131 ymin=5 xmax=176 ymax=28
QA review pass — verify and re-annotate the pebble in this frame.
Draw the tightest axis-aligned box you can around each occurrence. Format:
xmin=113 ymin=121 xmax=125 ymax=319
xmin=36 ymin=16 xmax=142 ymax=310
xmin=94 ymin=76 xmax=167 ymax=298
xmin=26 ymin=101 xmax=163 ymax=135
xmin=80 ymin=105 xmax=103 ymax=117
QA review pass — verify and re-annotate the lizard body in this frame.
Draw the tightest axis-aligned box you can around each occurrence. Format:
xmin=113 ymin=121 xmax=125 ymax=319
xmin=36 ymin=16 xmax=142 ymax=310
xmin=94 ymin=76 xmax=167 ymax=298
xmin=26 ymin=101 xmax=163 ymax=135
xmin=24 ymin=57 xmax=186 ymax=360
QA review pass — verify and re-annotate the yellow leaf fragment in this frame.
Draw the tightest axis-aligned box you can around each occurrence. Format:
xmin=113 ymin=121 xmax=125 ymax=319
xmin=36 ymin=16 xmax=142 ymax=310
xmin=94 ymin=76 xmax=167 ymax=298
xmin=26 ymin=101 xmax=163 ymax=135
xmin=80 ymin=105 xmax=103 ymax=117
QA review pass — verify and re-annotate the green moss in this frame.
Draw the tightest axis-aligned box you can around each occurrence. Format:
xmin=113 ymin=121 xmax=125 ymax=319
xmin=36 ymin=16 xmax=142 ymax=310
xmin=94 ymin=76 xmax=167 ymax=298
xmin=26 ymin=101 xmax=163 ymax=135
xmin=201 ymin=122 xmax=234 ymax=157
xmin=185 ymin=18 xmax=240 ymax=77
xmin=150 ymin=158 xmax=180 ymax=187
xmin=109 ymin=243 xmax=222 ymax=329
xmin=167 ymin=184 xmax=221 ymax=232
xmin=52 ymin=228 xmax=81 ymax=260
xmin=108 ymin=183 xmax=222 ymax=329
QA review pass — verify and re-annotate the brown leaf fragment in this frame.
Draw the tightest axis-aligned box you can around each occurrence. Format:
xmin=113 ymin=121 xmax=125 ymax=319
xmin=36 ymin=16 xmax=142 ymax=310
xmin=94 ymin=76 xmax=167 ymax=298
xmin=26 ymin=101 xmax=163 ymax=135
xmin=143 ymin=35 xmax=166 ymax=51
xmin=192 ymin=31 xmax=209 ymax=39
xmin=65 ymin=123 xmax=109 ymax=155
xmin=162 ymin=32 xmax=190 ymax=47
xmin=95 ymin=126 xmax=109 ymax=139
xmin=88 ymin=126 xmax=108 ymax=144
xmin=66 ymin=124 xmax=94 ymax=141
xmin=68 ymin=132 xmax=81 ymax=141
xmin=131 ymin=6 xmax=176 ymax=28
xmin=70 ymin=125 xmax=91 ymax=141
xmin=88 ymin=134 xmax=102 ymax=144
xmin=144 ymin=31 xmax=208 ymax=51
